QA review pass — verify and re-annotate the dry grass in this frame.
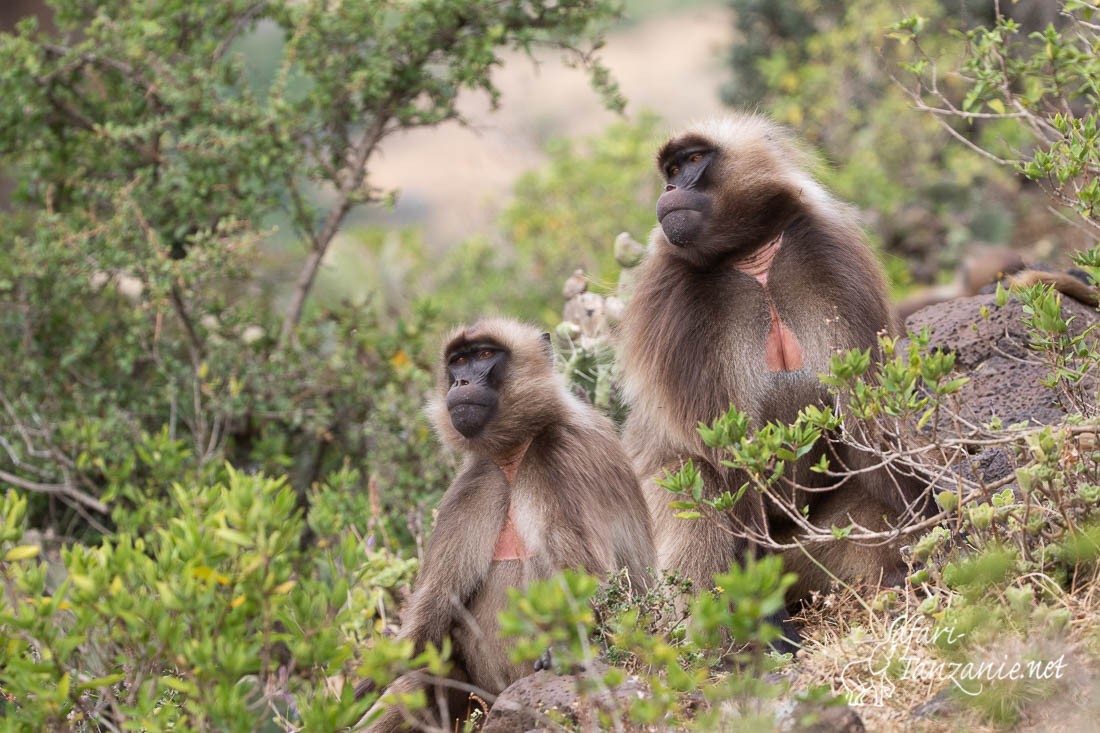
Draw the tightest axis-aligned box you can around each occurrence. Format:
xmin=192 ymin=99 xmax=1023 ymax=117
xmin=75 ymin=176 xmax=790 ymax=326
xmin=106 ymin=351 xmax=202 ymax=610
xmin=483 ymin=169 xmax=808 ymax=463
xmin=787 ymin=579 xmax=1100 ymax=732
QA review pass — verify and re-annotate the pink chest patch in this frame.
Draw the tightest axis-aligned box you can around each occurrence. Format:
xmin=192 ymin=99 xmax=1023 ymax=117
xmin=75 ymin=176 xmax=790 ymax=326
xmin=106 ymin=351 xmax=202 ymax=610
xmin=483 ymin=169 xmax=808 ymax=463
xmin=492 ymin=511 xmax=529 ymax=561
xmin=763 ymin=301 xmax=804 ymax=372
xmin=491 ymin=440 xmax=532 ymax=562
xmin=733 ymin=235 xmax=804 ymax=372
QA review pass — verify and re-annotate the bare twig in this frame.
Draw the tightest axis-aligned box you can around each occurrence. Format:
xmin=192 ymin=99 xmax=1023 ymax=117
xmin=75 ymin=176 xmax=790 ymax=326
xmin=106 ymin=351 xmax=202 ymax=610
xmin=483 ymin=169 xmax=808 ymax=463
xmin=168 ymin=284 xmax=205 ymax=364
xmin=0 ymin=468 xmax=108 ymax=514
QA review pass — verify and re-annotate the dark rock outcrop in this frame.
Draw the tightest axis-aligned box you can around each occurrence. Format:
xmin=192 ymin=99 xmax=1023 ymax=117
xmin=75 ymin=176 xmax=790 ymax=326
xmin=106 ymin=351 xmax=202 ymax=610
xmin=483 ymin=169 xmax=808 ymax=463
xmin=904 ymin=292 xmax=1099 ymax=427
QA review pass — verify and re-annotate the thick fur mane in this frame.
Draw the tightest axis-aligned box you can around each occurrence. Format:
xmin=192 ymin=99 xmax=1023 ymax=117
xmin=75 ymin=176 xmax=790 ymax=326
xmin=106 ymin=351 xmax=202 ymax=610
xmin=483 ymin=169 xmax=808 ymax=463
xmin=617 ymin=113 xmax=923 ymax=610
xmin=620 ymin=113 xmax=887 ymax=461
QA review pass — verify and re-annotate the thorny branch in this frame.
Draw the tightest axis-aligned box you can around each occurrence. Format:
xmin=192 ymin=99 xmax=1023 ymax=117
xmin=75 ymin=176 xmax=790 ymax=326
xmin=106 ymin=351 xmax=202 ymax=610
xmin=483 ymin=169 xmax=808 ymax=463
xmin=278 ymin=111 xmax=392 ymax=347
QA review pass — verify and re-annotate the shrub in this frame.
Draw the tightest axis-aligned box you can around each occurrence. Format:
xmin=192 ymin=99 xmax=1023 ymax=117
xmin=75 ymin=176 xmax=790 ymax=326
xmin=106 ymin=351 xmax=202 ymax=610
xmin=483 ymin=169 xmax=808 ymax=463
xmin=894 ymin=0 xmax=1100 ymax=233
xmin=0 ymin=469 xmax=420 ymax=730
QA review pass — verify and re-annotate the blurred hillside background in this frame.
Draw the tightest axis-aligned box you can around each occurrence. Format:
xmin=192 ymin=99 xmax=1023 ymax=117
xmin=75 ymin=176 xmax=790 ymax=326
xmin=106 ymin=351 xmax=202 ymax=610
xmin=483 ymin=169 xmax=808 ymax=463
xmin=1 ymin=0 xmax=1086 ymax=327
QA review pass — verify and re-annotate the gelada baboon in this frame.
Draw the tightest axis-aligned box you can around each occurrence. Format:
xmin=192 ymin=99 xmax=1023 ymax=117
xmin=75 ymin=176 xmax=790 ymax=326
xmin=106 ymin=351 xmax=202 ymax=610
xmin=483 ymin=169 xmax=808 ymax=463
xmin=1007 ymin=268 xmax=1100 ymax=306
xmin=620 ymin=114 xmax=930 ymax=605
xmin=896 ymin=245 xmax=1100 ymax=320
xmin=361 ymin=318 xmax=654 ymax=732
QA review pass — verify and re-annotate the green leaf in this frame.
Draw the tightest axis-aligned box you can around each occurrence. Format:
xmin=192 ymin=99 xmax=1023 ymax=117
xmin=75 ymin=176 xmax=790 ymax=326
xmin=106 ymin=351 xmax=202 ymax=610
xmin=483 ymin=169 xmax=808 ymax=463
xmin=215 ymin=527 xmax=253 ymax=547
xmin=4 ymin=545 xmax=40 ymax=561
xmin=160 ymin=675 xmax=199 ymax=696
xmin=76 ymin=673 xmax=127 ymax=692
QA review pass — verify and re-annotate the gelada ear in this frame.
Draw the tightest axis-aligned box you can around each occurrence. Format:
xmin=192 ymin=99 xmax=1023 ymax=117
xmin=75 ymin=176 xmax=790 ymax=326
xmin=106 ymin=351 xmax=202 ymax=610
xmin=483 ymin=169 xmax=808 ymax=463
xmin=540 ymin=331 xmax=554 ymax=362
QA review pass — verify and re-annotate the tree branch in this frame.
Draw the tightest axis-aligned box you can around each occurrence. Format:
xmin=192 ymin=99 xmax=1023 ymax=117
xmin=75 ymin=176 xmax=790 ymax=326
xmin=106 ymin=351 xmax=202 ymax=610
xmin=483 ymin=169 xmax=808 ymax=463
xmin=278 ymin=113 xmax=390 ymax=346
xmin=213 ymin=1 xmax=271 ymax=61
xmin=169 ymin=283 xmax=206 ymax=365
xmin=0 ymin=468 xmax=108 ymax=514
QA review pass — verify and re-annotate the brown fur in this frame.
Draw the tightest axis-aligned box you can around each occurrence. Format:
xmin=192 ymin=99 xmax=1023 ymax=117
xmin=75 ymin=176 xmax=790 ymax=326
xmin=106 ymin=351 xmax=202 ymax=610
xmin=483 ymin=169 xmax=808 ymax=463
xmin=1007 ymin=269 xmax=1099 ymax=307
xmin=896 ymin=245 xmax=1027 ymax=320
xmin=363 ymin=318 xmax=654 ymax=732
xmin=896 ymin=245 xmax=1098 ymax=321
xmin=620 ymin=114 xmax=929 ymax=605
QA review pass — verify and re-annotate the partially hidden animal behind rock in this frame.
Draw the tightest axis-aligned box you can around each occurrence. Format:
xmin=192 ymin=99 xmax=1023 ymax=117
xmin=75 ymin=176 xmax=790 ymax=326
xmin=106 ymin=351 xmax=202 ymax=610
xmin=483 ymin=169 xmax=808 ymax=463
xmin=358 ymin=317 xmax=654 ymax=732
xmin=618 ymin=113 xmax=933 ymax=610
xmin=894 ymin=244 xmax=1100 ymax=321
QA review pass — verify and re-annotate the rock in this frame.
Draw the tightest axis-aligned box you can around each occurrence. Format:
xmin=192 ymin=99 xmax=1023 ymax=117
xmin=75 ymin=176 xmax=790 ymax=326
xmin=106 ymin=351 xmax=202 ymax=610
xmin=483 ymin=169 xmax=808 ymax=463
xmin=481 ymin=667 xmax=647 ymax=732
xmin=910 ymin=687 xmax=959 ymax=720
xmin=904 ymin=292 xmax=1100 ymax=427
xmin=775 ymin=698 xmax=866 ymax=732
xmin=956 ymin=446 xmax=1016 ymax=486
xmin=796 ymin=703 xmax=865 ymax=732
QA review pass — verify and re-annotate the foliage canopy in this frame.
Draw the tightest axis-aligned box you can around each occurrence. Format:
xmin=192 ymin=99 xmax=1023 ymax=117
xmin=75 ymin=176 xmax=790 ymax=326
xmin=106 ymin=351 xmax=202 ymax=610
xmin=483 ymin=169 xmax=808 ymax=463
xmin=0 ymin=0 xmax=622 ymax=537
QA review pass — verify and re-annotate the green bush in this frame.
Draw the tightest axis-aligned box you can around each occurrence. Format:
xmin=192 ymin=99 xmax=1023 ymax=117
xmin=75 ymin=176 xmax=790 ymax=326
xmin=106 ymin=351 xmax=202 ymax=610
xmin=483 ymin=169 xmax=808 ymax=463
xmin=895 ymin=0 xmax=1100 ymax=234
xmin=498 ymin=558 xmax=807 ymax=730
xmin=657 ymin=268 xmax=1100 ymax=725
xmin=0 ymin=470 xmax=420 ymax=730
